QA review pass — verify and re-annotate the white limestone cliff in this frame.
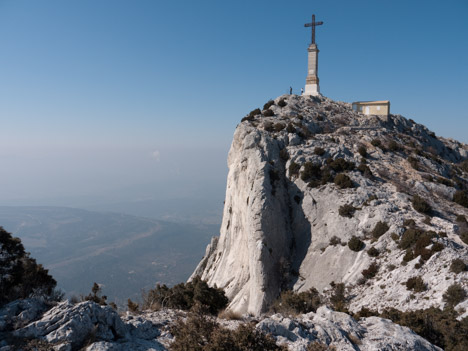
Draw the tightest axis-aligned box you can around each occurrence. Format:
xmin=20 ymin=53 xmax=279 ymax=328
xmin=191 ymin=94 xmax=468 ymax=316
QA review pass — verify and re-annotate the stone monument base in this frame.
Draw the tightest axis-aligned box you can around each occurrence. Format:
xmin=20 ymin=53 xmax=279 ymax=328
xmin=304 ymin=83 xmax=321 ymax=96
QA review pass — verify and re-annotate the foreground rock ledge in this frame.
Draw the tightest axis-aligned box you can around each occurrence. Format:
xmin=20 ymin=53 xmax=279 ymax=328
xmin=2 ymin=300 xmax=441 ymax=350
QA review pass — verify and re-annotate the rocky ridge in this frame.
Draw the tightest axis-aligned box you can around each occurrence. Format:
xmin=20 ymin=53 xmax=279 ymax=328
xmin=191 ymin=94 xmax=468 ymax=316
xmin=0 ymin=298 xmax=441 ymax=350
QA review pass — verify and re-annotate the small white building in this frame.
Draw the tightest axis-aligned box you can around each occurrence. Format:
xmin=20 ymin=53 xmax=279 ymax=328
xmin=352 ymin=100 xmax=390 ymax=116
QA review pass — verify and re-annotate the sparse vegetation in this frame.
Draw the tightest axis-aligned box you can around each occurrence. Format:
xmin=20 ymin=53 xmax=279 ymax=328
xmin=127 ymin=298 xmax=139 ymax=313
xmin=286 ymin=123 xmax=296 ymax=133
xmin=0 ymin=227 xmax=57 ymax=306
xmin=314 ymin=147 xmax=325 ymax=156
xmin=277 ymin=99 xmax=287 ymax=107
xmin=289 ymin=161 xmax=301 ymax=177
xmin=301 ymin=162 xmax=322 ymax=182
xmin=280 ymin=148 xmax=289 ymax=161
xmin=357 ymin=164 xmax=373 ymax=179
xmin=412 ymin=195 xmax=432 ymax=215
xmin=270 ymin=288 xmax=321 ymax=315
xmin=371 ymin=139 xmax=381 ymax=147
xmin=371 ymin=221 xmax=389 ymax=239
xmin=263 ymin=121 xmax=274 ymax=131
xmin=358 ymin=145 xmax=367 ymax=158
xmin=450 ymin=259 xmax=467 ymax=274
xmin=408 ymin=156 xmax=419 ymax=170
xmin=334 ymin=174 xmax=353 ymax=189
xmin=405 ymin=276 xmax=426 ymax=292
xmin=83 ymin=282 xmax=108 ymax=305
xmin=348 ymin=236 xmax=364 ymax=252
xmin=242 ymin=108 xmax=261 ymax=122
xmin=367 ymin=246 xmax=379 ymax=257
xmin=453 ymin=190 xmax=468 ymax=208
xmin=263 ymin=100 xmax=275 ymax=110
xmin=330 ymin=282 xmax=347 ymax=312
xmin=274 ymin=123 xmax=285 ymax=132
xmin=387 ymin=140 xmax=400 ymax=152
xmin=142 ymin=276 xmax=228 ymax=315
xmin=263 ymin=109 xmax=274 ymax=117
xmin=361 ymin=262 xmax=379 ymax=280
xmin=354 ymin=307 xmax=468 ymax=351
xmin=443 ymin=284 xmax=466 ymax=307
xmin=329 ymin=236 xmax=342 ymax=246
xmin=170 ymin=312 xmax=286 ymax=351
xmin=338 ymin=204 xmax=356 ymax=218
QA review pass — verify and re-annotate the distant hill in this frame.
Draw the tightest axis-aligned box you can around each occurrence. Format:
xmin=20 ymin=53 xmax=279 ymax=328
xmin=0 ymin=206 xmax=217 ymax=305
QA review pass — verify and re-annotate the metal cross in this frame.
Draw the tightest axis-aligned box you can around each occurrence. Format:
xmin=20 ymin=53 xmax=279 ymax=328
xmin=304 ymin=14 xmax=323 ymax=44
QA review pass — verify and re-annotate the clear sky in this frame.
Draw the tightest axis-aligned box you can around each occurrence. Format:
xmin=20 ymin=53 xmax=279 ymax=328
xmin=0 ymin=0 xmax=467 ymax=212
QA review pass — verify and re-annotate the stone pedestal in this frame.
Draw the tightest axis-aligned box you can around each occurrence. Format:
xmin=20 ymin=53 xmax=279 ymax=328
xmin=304 ymin=44 xmax=320 ymax=96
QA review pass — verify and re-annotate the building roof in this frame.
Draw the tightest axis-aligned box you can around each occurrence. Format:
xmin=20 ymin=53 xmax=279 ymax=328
xmin=352 ymin=100 xmax=390 ymax=105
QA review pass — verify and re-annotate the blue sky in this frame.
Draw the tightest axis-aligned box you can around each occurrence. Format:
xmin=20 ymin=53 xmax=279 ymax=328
xmin=0 ymin=0 xmax=467 ymax=213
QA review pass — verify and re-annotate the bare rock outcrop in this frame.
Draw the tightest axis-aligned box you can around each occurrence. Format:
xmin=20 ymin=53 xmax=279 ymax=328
xmin=192 ymin=94 xmax=468 ymax=315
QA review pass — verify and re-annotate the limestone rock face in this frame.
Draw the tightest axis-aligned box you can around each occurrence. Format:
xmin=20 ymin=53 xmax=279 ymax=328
xmin=192 ymin=94 xmax=468 ymax=315
xmin=1 ymin=301 xmax=443 ymax=350
xmin=257 ymin=306 xmax=441 ymax=351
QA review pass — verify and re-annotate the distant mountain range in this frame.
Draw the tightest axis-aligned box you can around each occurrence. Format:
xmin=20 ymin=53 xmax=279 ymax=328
xmin=0 ymin=206 xmax=218 ymax=305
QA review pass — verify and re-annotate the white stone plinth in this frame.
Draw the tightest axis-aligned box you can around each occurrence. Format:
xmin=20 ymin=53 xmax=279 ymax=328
xmin=304 ymin=83 xmax=320 ymax=96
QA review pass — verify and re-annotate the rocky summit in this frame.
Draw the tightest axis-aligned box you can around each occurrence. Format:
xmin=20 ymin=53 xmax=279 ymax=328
xmin=191 ymin=94 xmax=468 ymax=316
xmin=1 ymin=94 xmax=467 ymax=351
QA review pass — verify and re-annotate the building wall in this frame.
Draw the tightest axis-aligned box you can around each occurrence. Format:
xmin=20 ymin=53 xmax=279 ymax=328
xmin=352 ymin=102 xmax=389 ymax=116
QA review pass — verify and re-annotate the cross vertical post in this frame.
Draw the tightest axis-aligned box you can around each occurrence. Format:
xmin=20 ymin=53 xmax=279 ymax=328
xmin=304 ymin=14 xmax=323 ymax=45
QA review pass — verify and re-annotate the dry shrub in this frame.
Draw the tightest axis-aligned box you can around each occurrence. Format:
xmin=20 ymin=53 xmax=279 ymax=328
xmin=371 ymin=221 xmax=389 ymax=238
xmin=170 ymin=313 xmax=286 ymax=351
xmin=270 ymin=288 xmax=321 ymax=315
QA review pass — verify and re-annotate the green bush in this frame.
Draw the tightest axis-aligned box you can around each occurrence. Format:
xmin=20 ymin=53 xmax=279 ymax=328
xmin=270 ymin=288 xmax=321 ymax=315
xmin=330 ymin=283 xmax=347 ymax=312
xmin=286 ymin=123 xmax=296 ymax=133
xmin=263 ymin=121 xmax=274 ymax=131
xmin=263 ymin=109 xmax=274 ymax=117
xmin=412 ymin=195 xmax=432 ymax=215
xmin=314 ymin=147 xmax=325 ymax=156
xmin=357 ymin=164 xmax=373 ymax=179
xmin=338 ymin=204 xmax=356 ymax=218
xmin=364 ymin=307 xmax=468 ymax=351
xmin=443 ymin=284 xmax=466 ymax=307
xmin=0 ymin=227 xmax=57 ymax=306
xmin=170 ymin=313 xmax=286 ymax=351
xmin=329 ymin=236 xmax=341 ymax=246
xmin=406 ymin=276 xmax=426 ymax=292
xmin=334 ymin=174 xmax=353 ymax=189
xmin=372 ymin=221 xmax=389 ymax=239
xmin=450 ymin=259 xmax=467 ymax=274
xmin=460 ymin=231 xmax=468 ymax=245
xmin=277 ymin=99 xmax=287 ymax=107
xmin=274 ymin=123 xmax=285 ymax=132
xmin=367 ymin=246 xmax=379 ymax=257
xmin=358 ymin=145 xmax=367 ymax=158
xmin=361 ymin=262 xmax=379 ymax=280
xmin=301 ymin=162 xmax=322 ymax=182
xmin=327 ymin=158 xmax=355 ymax=172
xmin=387 ymin=140 xmax=400 ymax=152
xmin=348 ymin=236 xmax=364 ymax=252
xmin=263 ymin=100 xmax=275 ymax=110
xmin=399 ymin=228 xmax=423 ymax=249
xmin=453 ymin=190 xmax=468 ymax=208
xmin=459 ymin=160 xmax=468 ymax=172
xmin=142 ymin=276 xmax=228 ymax=315
xmin=280 ymin=148 xmax=289 ymax=161
xmin=408 ymin=156 xmax=419 ymax=170
xmin=456 ymin=215 xmax=467 ymax=223
xmin=289 ymin=161 xmax=301 ymax=177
